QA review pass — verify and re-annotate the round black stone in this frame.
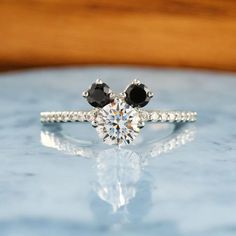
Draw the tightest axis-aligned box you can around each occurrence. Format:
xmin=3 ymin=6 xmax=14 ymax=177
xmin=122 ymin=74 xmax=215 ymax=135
xmin=125 ymin=83 xmax=151 ymax=107
xmin=87 ymin=83 xmax=112 ymax=108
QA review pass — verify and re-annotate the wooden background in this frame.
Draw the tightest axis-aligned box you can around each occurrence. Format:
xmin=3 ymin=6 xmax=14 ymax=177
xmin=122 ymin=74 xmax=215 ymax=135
xmin=0 ymin=0 xmax=236 ymax=71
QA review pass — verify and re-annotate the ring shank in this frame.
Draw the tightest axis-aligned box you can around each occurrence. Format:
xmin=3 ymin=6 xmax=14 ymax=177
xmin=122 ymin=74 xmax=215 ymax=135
xmin=40 ymin=110 xmax=197 ymax=123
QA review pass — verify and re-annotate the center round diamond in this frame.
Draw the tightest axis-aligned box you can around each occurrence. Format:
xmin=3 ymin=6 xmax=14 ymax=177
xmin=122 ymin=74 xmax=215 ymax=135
xmin=95 ymin=98 xmax=141 ymax=145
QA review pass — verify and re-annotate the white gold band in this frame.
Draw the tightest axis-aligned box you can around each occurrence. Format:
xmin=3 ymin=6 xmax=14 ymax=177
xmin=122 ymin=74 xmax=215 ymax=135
xmin=40 ymin=110 xmax=197 ymax=123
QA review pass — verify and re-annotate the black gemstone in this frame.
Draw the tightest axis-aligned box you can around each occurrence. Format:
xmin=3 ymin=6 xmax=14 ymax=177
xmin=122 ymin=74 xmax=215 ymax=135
xmin=125 ymin=83 xmax=151 ymax=107
xmin=87 ymin=83 xmax=112 ymax=108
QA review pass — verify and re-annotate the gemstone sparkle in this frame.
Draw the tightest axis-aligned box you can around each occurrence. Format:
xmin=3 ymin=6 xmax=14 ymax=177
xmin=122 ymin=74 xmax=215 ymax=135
xmin=95 ymin=98 xmax=141 ymax=145
xmin=86 ymin=82 xmax=112 ymax=108
xmin=125 ymin=83 xmax=151 ymax=107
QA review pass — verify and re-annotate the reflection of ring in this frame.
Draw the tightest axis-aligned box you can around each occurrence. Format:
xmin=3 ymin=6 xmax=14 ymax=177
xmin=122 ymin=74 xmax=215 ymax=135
xmin=41 ymin=123 xmax=196 ymax=212
xmin=40 ymin=79 xmax=197 ymax=145
xmin=41 ymin=123 xmax=196 ymax=159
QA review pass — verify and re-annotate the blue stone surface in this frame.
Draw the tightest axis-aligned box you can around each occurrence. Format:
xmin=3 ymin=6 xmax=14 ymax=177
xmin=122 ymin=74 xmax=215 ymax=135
xmin=0 ymin=67 xmax=235 ymax=236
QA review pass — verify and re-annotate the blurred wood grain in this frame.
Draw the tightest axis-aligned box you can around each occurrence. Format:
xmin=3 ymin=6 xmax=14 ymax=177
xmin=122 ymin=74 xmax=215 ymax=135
xmin=0 ymin=0 xmax=236 ymax=71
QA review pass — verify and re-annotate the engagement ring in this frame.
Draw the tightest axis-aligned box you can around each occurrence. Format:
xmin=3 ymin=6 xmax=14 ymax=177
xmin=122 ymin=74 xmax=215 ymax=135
xmin=40 ymin=79 xmax=197 ymax=145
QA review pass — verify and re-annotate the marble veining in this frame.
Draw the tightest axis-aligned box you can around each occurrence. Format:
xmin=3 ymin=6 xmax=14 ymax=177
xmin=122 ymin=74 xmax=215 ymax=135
xmin=0 ymin=67 xmax=235 ymax=236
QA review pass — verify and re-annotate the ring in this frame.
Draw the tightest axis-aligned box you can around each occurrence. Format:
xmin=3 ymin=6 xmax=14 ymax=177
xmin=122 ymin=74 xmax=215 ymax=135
xmin=40 ymin=79 xmax=197 ymax=145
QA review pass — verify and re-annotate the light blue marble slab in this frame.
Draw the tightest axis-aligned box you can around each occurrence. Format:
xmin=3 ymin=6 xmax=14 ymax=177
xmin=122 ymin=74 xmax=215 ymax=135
xmin=0 ymin=67 xmax=235 ymax=236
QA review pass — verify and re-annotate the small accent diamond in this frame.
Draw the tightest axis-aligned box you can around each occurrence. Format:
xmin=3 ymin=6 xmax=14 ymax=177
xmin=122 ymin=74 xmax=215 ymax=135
xmin=151 ymin=112 xmax=159 ymax=122
xmin=168 ymin=112 xmax=176 ymax=122
xmin=160 ymin=112 xmax=168 ymax=122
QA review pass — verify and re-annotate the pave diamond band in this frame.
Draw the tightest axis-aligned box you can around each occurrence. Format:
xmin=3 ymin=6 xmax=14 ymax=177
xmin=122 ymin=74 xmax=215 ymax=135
xmin=40 ymin=110 xmax=197 ymax=123
xmin=41 ymin=80 xmax=197 ymax=145
xmin=41 ymin=111 xmax=94 ymax=123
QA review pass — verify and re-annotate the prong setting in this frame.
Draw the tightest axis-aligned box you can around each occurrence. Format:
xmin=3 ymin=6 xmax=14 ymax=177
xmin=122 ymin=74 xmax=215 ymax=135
xmin=132 ymin=79 xmax=141 ymax=85
xmin=109 ymin=92 xmax=116 ymax=99
xmin=138 ymin=121 xmax=145 ymax=129
xmin=120 ymin=92 xmax=126 ymax=98
xmin=147 ymin=91 xmax=154 ymax=98
xmin=91 ymin=120 xmax=98 ymax=127
xmin=96 ymin=79 xmax=103 ymax=84
xmin=82 ymin=91 xmax=89 ymax=98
